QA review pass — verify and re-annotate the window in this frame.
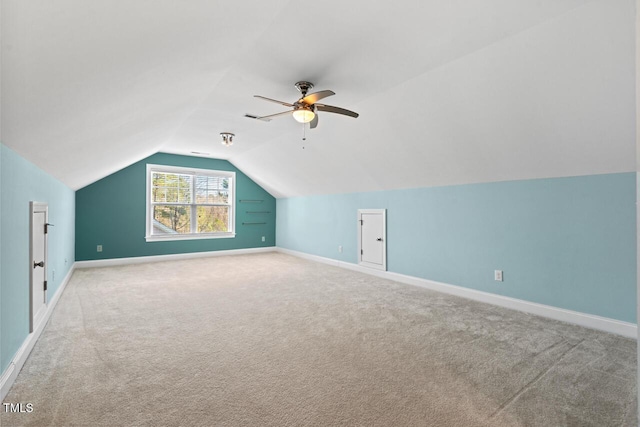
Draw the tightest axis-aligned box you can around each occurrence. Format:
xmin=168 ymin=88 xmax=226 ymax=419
xmin=146 ymin=164 xmax=235 ymax=241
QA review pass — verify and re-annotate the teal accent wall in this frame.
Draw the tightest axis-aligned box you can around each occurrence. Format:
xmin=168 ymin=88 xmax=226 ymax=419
xmin=0 ymin=144 xmax=75 ymax=374
xmin=75 ymin=153 xmax=275 ymax=261
xmin=277 ymin=173 xmax=637 ymax=323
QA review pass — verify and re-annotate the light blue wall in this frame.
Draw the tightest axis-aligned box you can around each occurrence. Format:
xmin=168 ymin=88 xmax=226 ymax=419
xmin=0 ymin=144 xmax=75 ymax=373
xmin=277 ymin=173 xmax=637 ymax=323
xmin=75 ymin=153 xmax=275 ymax=261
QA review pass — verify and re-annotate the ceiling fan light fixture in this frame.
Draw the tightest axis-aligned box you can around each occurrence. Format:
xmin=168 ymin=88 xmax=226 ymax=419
xmin=292 ymin=108 xmax=315 ymax=123
xmin=220 ymin=132 xmax=234 ymax=146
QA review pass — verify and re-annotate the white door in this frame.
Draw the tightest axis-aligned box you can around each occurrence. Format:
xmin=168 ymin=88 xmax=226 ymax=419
xmin=30 ymin=202 xmax=48 ymax=332
xmin=358 ymin=209 xmax=387 ymax=271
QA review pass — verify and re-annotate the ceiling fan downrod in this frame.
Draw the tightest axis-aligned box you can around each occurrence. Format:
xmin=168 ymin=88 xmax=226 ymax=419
xmin=294 ymin=81 xmax=314 ymax=98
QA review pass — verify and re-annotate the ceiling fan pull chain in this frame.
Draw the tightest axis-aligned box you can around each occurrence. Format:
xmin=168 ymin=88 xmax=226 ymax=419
xmin=302 ymin=123 xmax=306 ymax=148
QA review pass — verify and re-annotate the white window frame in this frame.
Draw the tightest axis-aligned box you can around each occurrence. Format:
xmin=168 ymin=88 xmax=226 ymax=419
xmin=145 ymin=164 xmax=236 ymax=242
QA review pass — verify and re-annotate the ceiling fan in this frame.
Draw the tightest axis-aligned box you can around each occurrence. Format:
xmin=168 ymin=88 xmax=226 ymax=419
xmin=245 ymin=81 xmax=359 ymax=129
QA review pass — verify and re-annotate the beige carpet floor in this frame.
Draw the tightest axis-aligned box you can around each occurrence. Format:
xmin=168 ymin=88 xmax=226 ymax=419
xmin=1 ymin=252 xmax=637 ymax=426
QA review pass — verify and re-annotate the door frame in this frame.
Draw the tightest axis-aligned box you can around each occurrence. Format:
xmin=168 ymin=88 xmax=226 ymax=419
xmin=29 ymin=201 xmax=48 ymax=333
xmin=357 ymin=209 xmax=387 ymax=271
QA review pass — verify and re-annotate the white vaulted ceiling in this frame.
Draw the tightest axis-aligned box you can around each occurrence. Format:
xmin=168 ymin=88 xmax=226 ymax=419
xmin=1 ymin=0 xmax=635 ymax=197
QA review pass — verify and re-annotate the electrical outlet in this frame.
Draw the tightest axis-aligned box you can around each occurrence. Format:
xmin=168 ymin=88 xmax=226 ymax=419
xmin=261 ymin=236 xmax=265 ymax=242
xmin=338 ymin=245 xmax=343 ymax=253
xmin=494 ymin=270 xmax=503 ymax=281
xmin=97 ymin=245 xmax=103 ymax=252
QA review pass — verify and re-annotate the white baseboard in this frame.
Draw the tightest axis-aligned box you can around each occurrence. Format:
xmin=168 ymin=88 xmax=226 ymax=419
xmin=276 ymin=247 xmax=637 ymax=339
xmin=0 ymin=264 xmax=76 ymax=401
xmin=75 ymin=246 xmax=276 ymax=269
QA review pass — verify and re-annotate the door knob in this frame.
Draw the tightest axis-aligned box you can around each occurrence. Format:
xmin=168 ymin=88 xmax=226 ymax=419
xmin=33 ymin=261 xmax=44 ymax=268
xmin=376 ymin=238 xmax=383 ymax=241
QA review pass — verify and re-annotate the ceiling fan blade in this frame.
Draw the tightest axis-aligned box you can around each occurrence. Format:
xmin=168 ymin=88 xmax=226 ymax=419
xmin=244 ymin=114 xmax=271 ymax=122
xmin=254 ymin=95 xmax=294 ymax=107
xmin=301 ymin=90 xmax=335 ymax=105
xmin=256 ymin=110 xmax=294 ymax=120
xmin=309 ymin=114 xmax=319 ymax=129
xmin=315 ymin=104 xmax=359 ymax=118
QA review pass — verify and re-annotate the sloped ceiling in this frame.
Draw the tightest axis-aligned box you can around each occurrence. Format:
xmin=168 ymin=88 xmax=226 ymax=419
xmin=1 ymin=0 xmax=635 ymax=197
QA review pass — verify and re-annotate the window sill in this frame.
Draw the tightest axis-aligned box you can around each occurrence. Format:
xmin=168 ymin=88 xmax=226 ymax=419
xmin=145 ymin=232 xmax=236 ymax=242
